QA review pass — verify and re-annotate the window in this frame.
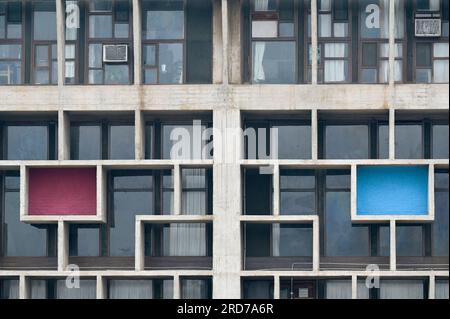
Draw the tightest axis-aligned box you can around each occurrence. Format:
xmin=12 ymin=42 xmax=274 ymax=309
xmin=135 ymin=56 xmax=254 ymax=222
xmin=319 ymin=114 xmax=389 ymax=159
xmin=145 ymin=223 xmax=212 ymax=258
xmin=244 ymin=117 xmax=312 ymax=160
xmin=30 ymin=279 xmax=96 ymax=299
xmin=379 ymin=279 xmax=426 ymax=299
xmin=0 ymin=278 xmax=19 ymax=299
xmin=433 ymin=170 xmax=448 ymax=257
xmin=244 ymin=168 xmax=272 ymax=215
xmin=181 ymin=168 xmax=212 ymax=215
xmin=435 ymin=279 xmax=449 ymax=299
xmin=0 ymin=172 xmax=57 ymax=259
xmin=70 ymin=119 xmax=135 ymax=160
xmin=325 ymin=280 xmax=369 ymax=299
xmin=141 ymin=0 xmax=212 ymax=84
xmin=1 ymin=120 xmax=57 ymax=160
xmin=242 ymin=278 xmax=273 ymax=299
xmin=69 ymin=225 xmax=101 ymax=257
xmin=32 ymin=1 xmax=57 ymax=85
xmin=396 ymin=225 xmax=425 ymax=257
xmin=280 ymin=170 xmax=316 ymax=215
xmin=413 ymin=0 xmax=449 ymax=83
xmin=180 ymin=277 xmax=212 ymax=299
xmin=395 ymin=113 xmax=449 ymax=159
xmin=108 ymin=278 xmax=173 ymax=299
xmin=308 ymin=0 xmax=351 ymax=83
xmin=249 ymin=0 xmax=297 ymax=83
xmin=359 ymin=0 xmax=405 ymax=83
xmin=0 ymin=1 xmax=23 ymax=85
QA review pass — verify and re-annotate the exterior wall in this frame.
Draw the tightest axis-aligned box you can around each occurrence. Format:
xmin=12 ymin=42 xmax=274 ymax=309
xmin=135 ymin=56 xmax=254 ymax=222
xmin=0 ymin=0 xmax=448 ymax=299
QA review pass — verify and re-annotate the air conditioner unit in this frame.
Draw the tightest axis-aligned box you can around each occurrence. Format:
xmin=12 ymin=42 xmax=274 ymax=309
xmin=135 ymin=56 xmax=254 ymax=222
xmin=103 ymin=44 xmax=128 ymax=63
xmin=415 ymin=18 xmax=442 ymax=37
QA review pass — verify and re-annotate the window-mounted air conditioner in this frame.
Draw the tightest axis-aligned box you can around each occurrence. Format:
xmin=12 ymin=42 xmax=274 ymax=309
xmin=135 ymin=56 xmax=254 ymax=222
xmin=103 ymin=44 xmax=128 ymax=63
xmin=415 ymin=13 xmax=442 ymax=37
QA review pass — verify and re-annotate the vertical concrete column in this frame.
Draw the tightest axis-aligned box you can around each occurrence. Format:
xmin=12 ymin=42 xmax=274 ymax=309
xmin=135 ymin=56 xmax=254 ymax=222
xmin=212 ymin=108 xmax=242 ymax=299
xmin=213 ymin=0 xmax=223 ymax=84
xmin=135 ymin=110 xmax=145 ymax=160
xmin=174 ymin=164 xmax=182 ymax=215
xmin=57 ymin=220 xmax=69 ymax=271
xmin=428 ymin=275 xmax=436 ymax=299
xmin=351 ymin=275 xmax=358 ymax=299
xmin=58 ymin=110 xmax=70 ymax=160
xmin=135 ymin=219 xmax=145 ymax=271
xmin=97 ymin=165 xmax=107 ymax=223
xmin=173 ymin=275 xmax=181 ymax=299
xmin=390 ymin=219 xmax=396 ymax=271
xmin=389 ymin=108 xmax=395 ymax=160
xmin=229 ymin=0 xmax=242 ymax=84
xmin=273 ymin=276 xmax=280 ymax=299
xmin=96 ymin=275 xmax=107 ymax=299
xmin=272 ymin=164 xmax=280 ymax=216
xmin=310 ymin=0 xmax=318 ymax=84
xmin=19 ymin=165 xmax=28 ymax=220
xmin=56 ymin=0 xmax=65 ymax=86
xmin=428 ymin=164 xmax=435 ymax=220
xmin=388 ymin=0 xmax=396 ymax=87
xmin=311 ymin=109 xmax=318 ymax=160
xmin=312 ymin=217 xmax=320 ymax=271
xmin=19 ymin=275 xmax=30 ymax=299
xmin=132 ymin=0 xmax=142 ymax=85
xmin=221 ymin=0 xmax=230 ymax=84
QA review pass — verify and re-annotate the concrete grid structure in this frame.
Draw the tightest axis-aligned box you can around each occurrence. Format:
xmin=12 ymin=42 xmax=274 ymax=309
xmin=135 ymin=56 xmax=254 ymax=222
xmin=0 ymin=0 xmax=449 ymax=299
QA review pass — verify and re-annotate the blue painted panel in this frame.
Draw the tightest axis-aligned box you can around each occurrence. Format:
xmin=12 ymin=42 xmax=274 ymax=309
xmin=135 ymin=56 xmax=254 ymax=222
xmin=357 ymin=166 xmax=429 ymax=216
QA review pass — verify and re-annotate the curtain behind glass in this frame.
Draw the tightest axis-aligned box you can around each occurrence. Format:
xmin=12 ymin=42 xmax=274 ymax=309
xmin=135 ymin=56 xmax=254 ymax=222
xmin=56 ymin=280 xmax=96 ymax=299
xmin=325 ymin=280 xmax=352 ymax=299
xmin=380 ymin=280 xmax=424 ymax=299
xmin=436 ymin=281 xmax=449 ymax=299
xmin=182 ymin=168 xmax=206 ymax=215
xmin=109 ymin=280 xmax=153 ymax=299
xmin=164 ymin=224 xmax=207 ymax=256
xmin=1 ymin=280 xmax=19 ymax=299
xmin=181 ymin=279 xmax=209 ymax=299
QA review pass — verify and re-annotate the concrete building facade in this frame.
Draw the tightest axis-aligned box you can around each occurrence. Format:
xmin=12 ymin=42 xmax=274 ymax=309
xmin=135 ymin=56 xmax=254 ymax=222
xmin=0 ymin=0 xmax=448 ymax=299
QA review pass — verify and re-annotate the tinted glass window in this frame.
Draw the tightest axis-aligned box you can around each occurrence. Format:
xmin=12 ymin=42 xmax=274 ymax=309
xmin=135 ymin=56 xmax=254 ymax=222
xmin=69 ymin=225 xmax=100 ymax=257
xmin=243 ymin=280 xmax=273 ymax=299
xmin=434 ymin=172 xmax=449 ymax=257
xmin=325 ymin=125 xmax=369 ymax=159
xmin=277 ymin=224 xmax=313 ymax=257
xmin=0 ymin=279 xmax=19 ymax=299
xmin=274 ymin=125 xmax=311 ymax=159
xmin=180 ymin=278 xmax=212 ymax=299
xmin=245 ymin=169 xmax=272 ymax=215
xmin=108 ymin=279 xmax=173 ymax=299
xmin=245 ymin=223 xmax=271 ymax=257
xmin=396 ymin=225 xmax=424 ymax=257
xmin=280 ymin=171 xmax=316 ymax=215
xmin=33 ymin=3 xmax=56 ymax=41
xmin=109 ymin=125 xmax=135 ymax=159
xmin=70 ymin=125 xmax=102 ymax=160
xmin=6 ymin=126 xmax=49 ymax=160
xmin=395 ymin=125 xmax=423 ymax=159
xmin=432 ymin=124 xmax=449 ymax=159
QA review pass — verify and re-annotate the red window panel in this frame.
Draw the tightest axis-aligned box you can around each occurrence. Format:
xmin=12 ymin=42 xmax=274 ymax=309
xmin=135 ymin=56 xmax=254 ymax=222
xmin=28 ymin=168 xmax=97 ymax=216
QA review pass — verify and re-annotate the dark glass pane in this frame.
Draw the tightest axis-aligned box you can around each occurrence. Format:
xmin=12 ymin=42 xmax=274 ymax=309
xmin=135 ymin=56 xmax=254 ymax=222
xmin=395 ymin=125 xmax=423 ymax=159
xmin=0 ymin=279 xmax=19 ymax=299
xmin=4 ymin=190 xmax=47 ymax=256
xmin=273 ymin=125 xmax=311 ymax=159
xmin=326 ymin=172 xmax=350 ymax=189
xmin=109 ymin=125 xmax=134 ymax=159
xmin=90 ymin=0 xmax=113 ymax=12
xmin=378 ymin=124 xmax=389 ymax=159
xmin=245 ymin=223 xmax=271 ymax=257
xmin=280 ymin=192 xmax=316 ymax=215
xmin=143 ymin=2 xmax=184 ymax=40
xmin=89 ymin=15 xmax=113 ymax=38
xmin=143 ymin=45 xmax=156 ymax=66
xmin=110 ymin=191 xmax=153 ymax=256
xmin=245 ymin=169 xmax=272 ymax=215
xmin=69 ymin=225 xmax=100 ymax=257
xmin=243 ymin=280 xmax=273 ymax=299
xmin=434 ymin=190 xmax=449 ymax=256
xmin=71 ymin=125 xmax=102 ymax=160
xmin=181 ymin=279 xmax=211 ymax=299
xmin=334 ymin=0 xmax=348 ymax=20
xmin=115 ymin=0 xmax=129 ymax=22
xmin=396 ymin=225 xmax=423 ymax=257
xmin=379 ymin=225 xmax=390 ymax=257
xmin=7 ymin=2 xmax=22 ymax=23
xmin=416 ymin=43 xmax=432 ymax=67
xmin=361 ymin=69 xmax=377 ymax=83
xmin=362 ymin=43 xmax=377 ymax=67
xmin=432 ymin=124 xmax=449 ymax=159
xmin=113 ymin=174 xmax=153 ymax=189
xmin=252 ymin=41 xmax=296 ymax=84
xmin=33 ymin=4 xmax=56 ymax=40
xmin=278 ymin=224 xmax=313 ymax=257
xmin=6 ymin=126 xmax=48 ymax=160
xmin=325 ymin=125 xmax=369 ymax=159
xmin=144 ymin=68 xmax=157 ymax=84
xmin=325 ymin=192 xmax=370 ymax=256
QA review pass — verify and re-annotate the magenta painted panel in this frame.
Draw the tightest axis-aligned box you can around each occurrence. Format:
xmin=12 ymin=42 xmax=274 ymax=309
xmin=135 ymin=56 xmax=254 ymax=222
xmin=28 ymin=168 xmax=97 ymax=216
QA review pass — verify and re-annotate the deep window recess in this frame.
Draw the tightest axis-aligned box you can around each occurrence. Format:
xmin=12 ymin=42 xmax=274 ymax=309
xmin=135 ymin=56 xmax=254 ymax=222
xmin=0 ymin=1 xmax=23 ymax=85
xmin=145 ymin=223 xmax=212 ymax=257
xmin=180 ymin=277 xmax=212 ymax=299
xmin=32 ymin=1 xmax=57 ymax=85
xmin=30 ymin=279 xmax=96 ymax=299
xmin=411 ymin=0 xmax=449 ymax=83
xmin=435 ymin=279 xmax=449 ymax=299
xmin=69 ymin=224 xmax=101 ymax=257
xmin=244 ymin=168 xmax=272 ymax=215
xmin=141 ymin=0 xmax=212 ymax=84
xmin=280 ymin=170 xmax=317 ymax=215
xmin=70 ymin=120 xmax=135 ymax=160
xmin=308 ymin=0 xmax=351 ymax=83
xmin=244 ymin=223 xmax=313 ymax=257
xmin=434 ymin=170 xmax=449 ymax=257
xmin=396 ymin=224 xmax=426 ymax=257
xmin=395 ymin=114 xmax=449 ymax=159
xmin=359 ymin=0 xmax=405 ymax=83
xmin=244 ymin=118 xmax=312 ymax=160
xmin=107 ymin=278 xmax=173 ymax=299
xmin=319 ymin=114 xmax=389 ymax=159
xmin=0 ymin=278 xmax=19 ymax=299
xmin=181 ymin=168 xmax=212 ymax=215
xmin=0 ymin=172 xmax=57 ymax=261
xmin=242 ymin=278 xmax=274 ymax=299
xmin=249 ymin=0 xmax=297 ymax=84
xmin=378 ymin=279 xmax=426 ymax=299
